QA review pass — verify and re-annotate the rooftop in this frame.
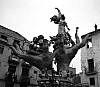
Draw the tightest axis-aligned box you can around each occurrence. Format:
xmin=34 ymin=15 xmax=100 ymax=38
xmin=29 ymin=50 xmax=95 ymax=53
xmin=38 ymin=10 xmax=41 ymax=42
xmin=0 ymin=25 xmax=29 ymax=42
xmin=81 ymin=29 xmax=100 ymax=39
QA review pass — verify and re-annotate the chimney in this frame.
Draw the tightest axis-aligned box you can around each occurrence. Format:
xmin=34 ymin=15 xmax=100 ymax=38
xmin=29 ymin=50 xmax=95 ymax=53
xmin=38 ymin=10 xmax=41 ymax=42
xmin=94 ymin=24 xmax=97 ymax=31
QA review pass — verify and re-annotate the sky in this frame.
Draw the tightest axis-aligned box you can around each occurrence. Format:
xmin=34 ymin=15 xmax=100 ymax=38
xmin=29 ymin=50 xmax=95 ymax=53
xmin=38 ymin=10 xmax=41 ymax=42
xmin=0 ymin=0 xmax=100 ymax=73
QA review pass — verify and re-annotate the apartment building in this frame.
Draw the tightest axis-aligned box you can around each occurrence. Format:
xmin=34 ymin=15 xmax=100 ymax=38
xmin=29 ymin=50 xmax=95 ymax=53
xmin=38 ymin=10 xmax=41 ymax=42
xmin=0 ymin=25 xmax=41 ymax=87
xmin=81 ymin=27 xmax=100 ymax=87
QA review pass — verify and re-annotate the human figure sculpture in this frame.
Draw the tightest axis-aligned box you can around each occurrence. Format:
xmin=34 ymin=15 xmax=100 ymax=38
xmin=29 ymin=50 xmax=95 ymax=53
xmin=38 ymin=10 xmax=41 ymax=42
xmin=8 ymin=11 xmax=91 ymax=73
xmin=28 ymin=35 xmax=45 ymax=55
xmin=8 ymin=31 xmax=91 ymax=73
xmin=50 ymin=9 xmax=91 ymax=73
xmin=50 ymin=8 xmax=70 ymax=36
xmin=8 ymin=38 xmax=58 ymax=71
xmin=53 ymin=27 xmax=91 ymax=72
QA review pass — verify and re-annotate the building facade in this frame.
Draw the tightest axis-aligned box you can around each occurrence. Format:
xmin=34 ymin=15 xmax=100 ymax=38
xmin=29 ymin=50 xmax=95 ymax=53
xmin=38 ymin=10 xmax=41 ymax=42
xmin=81 ymin=29 xmax=100 ymax=87
xmin=0 ymin=25 xmax=41 ymax=87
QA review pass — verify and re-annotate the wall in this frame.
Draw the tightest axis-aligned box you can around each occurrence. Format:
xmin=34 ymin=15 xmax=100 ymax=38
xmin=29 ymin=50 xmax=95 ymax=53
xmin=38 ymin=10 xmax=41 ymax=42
xmin=0 ymin=25 xmax=41 ymax=86
xmin=81 ymin=32 xmax=100 ymax=87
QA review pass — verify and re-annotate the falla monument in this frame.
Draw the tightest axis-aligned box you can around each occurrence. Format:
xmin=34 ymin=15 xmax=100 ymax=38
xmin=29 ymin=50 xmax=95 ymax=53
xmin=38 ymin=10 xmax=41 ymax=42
xmin=7 ymin=8 xmax=91 ymax=87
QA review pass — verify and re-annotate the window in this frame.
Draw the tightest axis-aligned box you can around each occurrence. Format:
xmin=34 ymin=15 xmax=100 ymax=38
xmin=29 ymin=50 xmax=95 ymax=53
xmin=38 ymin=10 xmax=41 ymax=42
xmin=1 ymin=35 xmax=7 ymax=41
xmin=90 ymin=77 xmax=95 ymax=86
xmin=88 ymin=59 xmax=94 ymax=72
xmin=13 ymin=40 xmax=20 ymax=44
xmin=13 ymin=40 xmax=20 ymax=48
xmin=87 ymin=39 xmax=92 ymax=48
xmin=0 ymin=61 xmax=1 ymax=66
xmin=0 ymin=46 xmax=4 ymax=54
xmin=34 ymin=70 xmax=37 ymax=74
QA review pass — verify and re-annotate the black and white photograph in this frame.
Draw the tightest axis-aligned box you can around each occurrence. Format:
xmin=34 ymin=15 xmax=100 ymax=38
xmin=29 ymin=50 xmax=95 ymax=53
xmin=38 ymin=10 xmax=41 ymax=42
xmin=0 ymin=0 xmax=100 ymax=87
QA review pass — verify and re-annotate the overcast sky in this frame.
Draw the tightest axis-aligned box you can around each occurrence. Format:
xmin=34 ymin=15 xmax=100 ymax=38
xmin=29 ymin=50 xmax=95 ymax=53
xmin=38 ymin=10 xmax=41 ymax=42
xmin=0 ymin=0 xmax=100 ymax=73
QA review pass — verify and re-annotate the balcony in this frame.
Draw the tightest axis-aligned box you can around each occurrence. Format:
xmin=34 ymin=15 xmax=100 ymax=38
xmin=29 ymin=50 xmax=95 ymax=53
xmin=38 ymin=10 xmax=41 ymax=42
xmin=8 ymin=56 xmax=19 ymax=66
xmin=0 ymin=38 xmax=7 ymax=45
xmin=85 ymin=67 xmax=97 ymax=75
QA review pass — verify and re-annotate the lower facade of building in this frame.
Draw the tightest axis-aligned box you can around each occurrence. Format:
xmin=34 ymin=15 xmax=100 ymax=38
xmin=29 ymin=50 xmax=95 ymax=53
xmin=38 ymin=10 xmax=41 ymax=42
xmin=81 ymin=73 xmax=100 ymax=87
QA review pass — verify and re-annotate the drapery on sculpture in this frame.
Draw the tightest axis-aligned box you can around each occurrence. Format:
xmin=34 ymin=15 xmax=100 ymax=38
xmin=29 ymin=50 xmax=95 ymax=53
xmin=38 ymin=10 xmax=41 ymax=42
xmin=8 ymin=8 xmax=91 ymax=73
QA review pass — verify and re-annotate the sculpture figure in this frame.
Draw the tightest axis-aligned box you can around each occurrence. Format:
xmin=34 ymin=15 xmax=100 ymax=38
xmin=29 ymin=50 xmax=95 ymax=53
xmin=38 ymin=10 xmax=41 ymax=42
xmin=8 ymin=37 xmax=58 ymax=71
xmin=50 ymin=8 xmax=70 ymax=36
xmin=52 ymin=27 xmax=91 ymax=72
xmin=50 ymin=8 xmax=91 ymax=73
xmin=8 ymin=9 xmax=91 ymax=73
xmin=8 ymin=30 xmax=91 ymax=74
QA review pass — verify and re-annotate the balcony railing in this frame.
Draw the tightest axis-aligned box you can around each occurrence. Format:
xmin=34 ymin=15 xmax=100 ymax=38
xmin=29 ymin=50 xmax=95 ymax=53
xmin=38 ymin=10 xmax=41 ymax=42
xmin=0 ymin=38 xmax=7 ymax=42
xmin=85 ymin=67 xmax=97 ymax=75
xmin=0 ymin=38 xmax=8 ymax=46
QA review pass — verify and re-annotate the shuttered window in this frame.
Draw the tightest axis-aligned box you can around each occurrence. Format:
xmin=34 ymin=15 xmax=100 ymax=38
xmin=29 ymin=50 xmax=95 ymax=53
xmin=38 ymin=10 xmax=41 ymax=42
xmin=0 ymin=46 xmax=4 ymax=54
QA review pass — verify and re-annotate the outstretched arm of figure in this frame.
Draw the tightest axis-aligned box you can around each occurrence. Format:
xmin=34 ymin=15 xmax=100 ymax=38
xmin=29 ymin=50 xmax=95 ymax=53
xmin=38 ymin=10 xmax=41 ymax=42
xmin=9 ymin=44 xmax=57 ymax=70
xmin=80 ymin=34 xmax=91 ymax=48
xmin=9 ymin=45 xmax=42 ymax=60
xmin=55 ymin=8 xmax=62 ymax=18
xmin=64 ymin=34 xmax=91 ymax=60
xmin=70 ymin=34 xmax=91 ymax=52
xmin=27 ymin=50 xmax=40 ymax=55
xmin=70 ymin=38 xmax=75 ymax=46
xmin=8 ymin=45 xmax=47 ymax=69
xmin=75 ymin=27 xmax=80 ymax=44
xmin=65 ymin=22 xmax=70 ymax=30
